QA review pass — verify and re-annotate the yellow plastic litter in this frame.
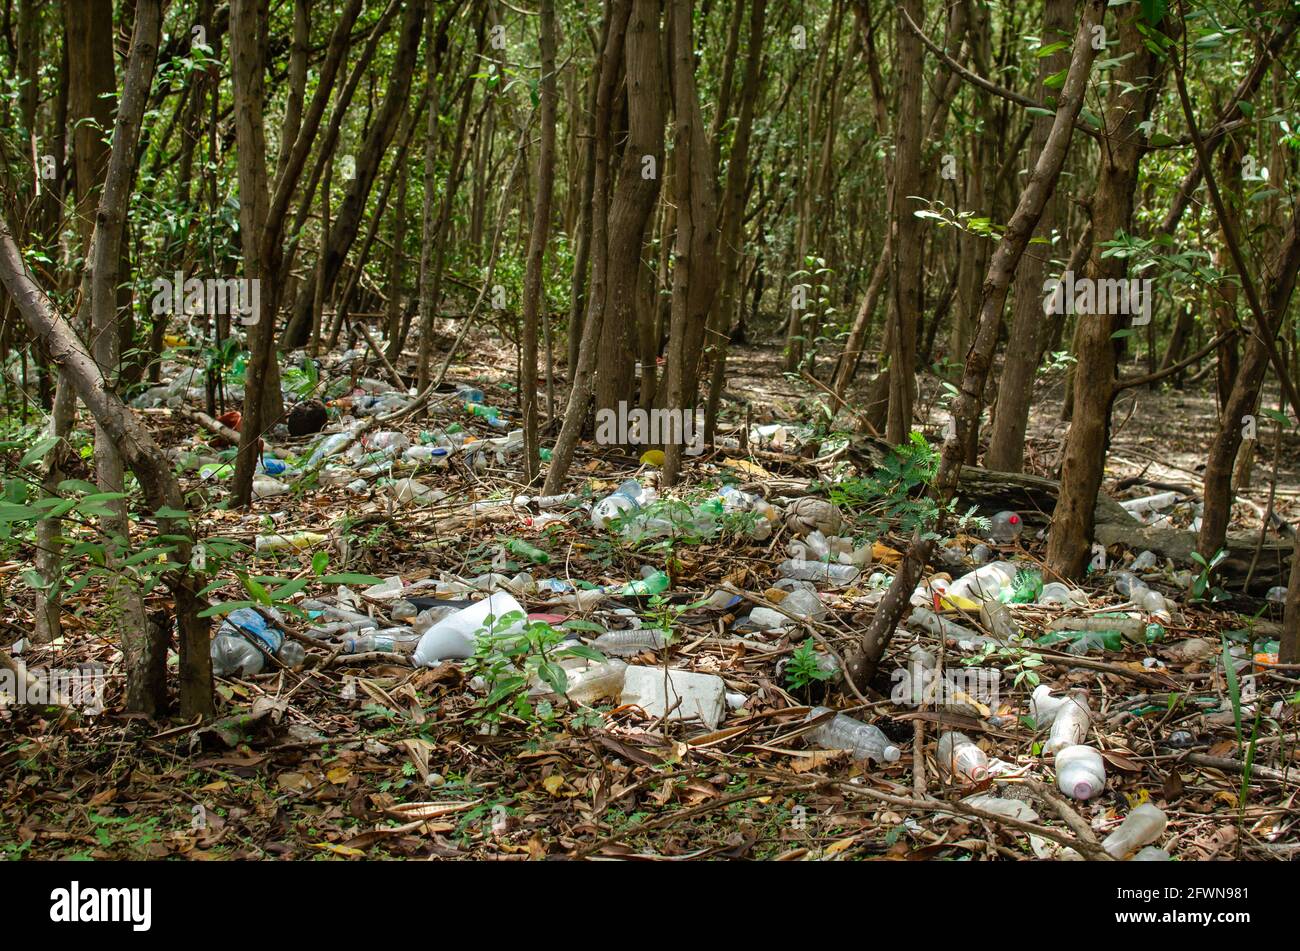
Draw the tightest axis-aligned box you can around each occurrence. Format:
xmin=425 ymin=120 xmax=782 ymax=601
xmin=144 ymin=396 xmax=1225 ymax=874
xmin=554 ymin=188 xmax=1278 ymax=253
xmin=640 ymin=449 xmax=665 ymax=467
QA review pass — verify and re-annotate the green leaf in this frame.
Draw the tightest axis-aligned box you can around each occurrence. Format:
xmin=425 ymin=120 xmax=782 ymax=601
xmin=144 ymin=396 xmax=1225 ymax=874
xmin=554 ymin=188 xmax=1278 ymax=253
xmin=311 ymin=551 xmax=330 ymax=575
xmin=316 ymin=573 xmax=384 ymax=585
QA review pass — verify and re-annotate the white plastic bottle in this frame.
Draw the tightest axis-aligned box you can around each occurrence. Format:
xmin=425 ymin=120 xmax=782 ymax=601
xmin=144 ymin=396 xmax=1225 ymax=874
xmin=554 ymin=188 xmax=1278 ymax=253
xmin=1030 ymin=684 xmax=1070 ymax=727
xmin=1054 ymin=744 xmax=1106 ymax=800
xmin=804 ymin=707 xmax=901 ymax=764
xmin=1102 ymin=803 xmax=1167 ymax=858
xmin=1043 ymin=694 xmax=1092 ymax=755
xmin=937 ymin=731 xmax=989 ymax=783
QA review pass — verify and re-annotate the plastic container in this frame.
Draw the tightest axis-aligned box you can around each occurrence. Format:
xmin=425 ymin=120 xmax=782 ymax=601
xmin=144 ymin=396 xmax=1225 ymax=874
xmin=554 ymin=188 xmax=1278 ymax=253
xmin=412 ymin=591 xmax=525 ymax=666
xmin=591 ymin=479 xmax=647 ymax=530
xmin=803 ymin=707 xmax=901 ymax=764
xmin=1055 ymin=744 xmax=1106 ymax=800
xmin=1101 ymin=804 xmax=1167 ymax=858
xmin=937 ymin=731 xmax=989 ymax=783
xmin=988 ymin=511 xmax=1023 ymax=543
xmin=565 ymin=660 xmax=628 ymax=704
xmin=505 ymin=539 xmax=550 ymax=565
xmin=1043 ymin=694 xmax=1092 ymax=755
xmin=749 ymin=588 xmax=826 ymax=629
xmin=778 ymin=559 xmax=860 ymax=585
xmin=255 ymin=531 xmax=328 ymax=553
xmin=210 ymin=608 xmax=304 ymax=676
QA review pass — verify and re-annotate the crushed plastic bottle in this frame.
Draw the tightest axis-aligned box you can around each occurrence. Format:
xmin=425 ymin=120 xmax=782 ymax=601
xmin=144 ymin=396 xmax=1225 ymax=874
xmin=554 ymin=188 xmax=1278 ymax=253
xmin=1131 ymin=550 xmax=1159 ymax=571
xmin=505 ymin=539 xmax=550 ymax=565
xmin=988 ymin=511 xmax=1023 ymax=543
xmin=591 ymin=479 xmax=650 ymax=530
xmin=1030 ymin=684 xmax=1071 ymax=727
xmin=1043 ymin=693 xmax=1092 ymax=755
xmin=1101 ymin=803 xmax=1167 ymax=858
xmin=803 ymin=707 xmax=901 ymax=764
xmin=1054 ymin=744 xmax=1106 ymax=800
xmin=937 ymin=731 xmax=989 ymax=783
xmin=748 ymin=588 xmax=826 ymax=629
xmin=211 ymin=608 xmax=304 ymax=676
xmin=255 ymin=531 xmax=329 ymax=553
xmin=947 ymin=561 xmax=1019 ymax=603
xmin=778 ymin=559 xmax=860 ymax=585
xmin=592 ymin=629 xmax=667 ymax=656
xmin=565 ymin=660 xmax=628 ymax=704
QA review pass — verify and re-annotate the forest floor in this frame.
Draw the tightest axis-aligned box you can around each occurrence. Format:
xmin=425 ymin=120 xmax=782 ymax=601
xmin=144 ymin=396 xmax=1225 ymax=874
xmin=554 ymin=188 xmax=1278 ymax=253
xmin=2 ymin=334 xmax=1298 ymax=861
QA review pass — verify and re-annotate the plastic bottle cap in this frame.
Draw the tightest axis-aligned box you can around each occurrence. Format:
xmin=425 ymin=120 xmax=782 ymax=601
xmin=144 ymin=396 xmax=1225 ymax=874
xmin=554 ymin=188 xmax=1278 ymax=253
xmin=883 ymin=746 xmax=902 ymax=763
xmin=969 ymin=766 xmax=989 ymax=782
xmin=1073 ymin=781 xmax=1097 ymax=800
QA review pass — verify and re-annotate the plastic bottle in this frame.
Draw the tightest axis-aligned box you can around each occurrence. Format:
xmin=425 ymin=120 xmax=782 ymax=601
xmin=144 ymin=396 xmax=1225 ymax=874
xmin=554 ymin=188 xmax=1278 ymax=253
xmin=619 ymin=568 xmax=670 ymax=596
xmin=455 ymin=383 xmax=485 ymax=403
xmin=591 ymin=629 xmax=667 ymax=655
xmin=565 ymin=660 xmax=628 ymax=704
xmin=1030 ymin=684 xmax=1070 ymax=727
xmin=591 ymin=479 xmax=646 ymax=529
xmin=778 ymin=559 xmax=860 ymax=585
xmin=1055 ymin=744 xmax=1106 ymax=800
xmin=505 ymin=539 xmax=550 ymax=565
xmin=1101 ymin=803 xmax=1168 ymax=858
xmin=804 ymin=707 xmax=901 ymax=764
xmin=1044 ymin=694 xmax=1092 ymax=755
xmin=341 ymin=633 xmax=400 ymax=654
xmin=1266 ymin=586 xmax=1288 ymax=604
xmin=988 ymin=511 xmax=1023 ymax=543
xmin=210 ymin=608 xmax=303 ymax=676
xmin=937 ymin=731 xmax=989 ymax=783
xmin=255 ymin=531 xmax=328 ymax=553
xmin=947 ymin=561 xmax=1019 ymax=602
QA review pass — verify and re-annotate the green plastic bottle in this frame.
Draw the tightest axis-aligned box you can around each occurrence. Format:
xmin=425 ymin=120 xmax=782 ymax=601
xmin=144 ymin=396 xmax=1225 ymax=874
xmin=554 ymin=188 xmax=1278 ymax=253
xmin=620 ymin=570 xmax=670 ymax=596
xmin=506 ymin=539 xmax=550 ymax=565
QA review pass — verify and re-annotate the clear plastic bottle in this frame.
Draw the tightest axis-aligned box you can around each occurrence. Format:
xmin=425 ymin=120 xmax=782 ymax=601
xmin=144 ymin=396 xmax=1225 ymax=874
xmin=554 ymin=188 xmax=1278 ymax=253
xmin=1055 ymin=744 xmax=1106 ymax=800
xmin=937 ymin=731 xmax=989 ymax=783
xmin=1130 ymin=846 xmax=1170 ymax=861
xmin=341 ymin=633 xmax=399 ymax=654
xmin=211 ymin=608 xmax=303 ymax=676
xmin=778 ymin=559 xmax=860 ymax=585
xmin=1044 ymin=694 xmax=1092 ymax=755
xmin=947 ymin=561 xmax=1019 ymax=602
xmin=591 ymin=479 xmax=647 ymax=529
xmin=1102 ymin=803 xmax=1167 ymax=858
xmin=565 ymin=660 xmax=628 ymax=704
xmin=804 ymin=707 xmax=901 ymax=764
xmin=591 ymin=629 xmax=667 ymax=656
xmin=988 ymin=511 xmax=1023 ymax=543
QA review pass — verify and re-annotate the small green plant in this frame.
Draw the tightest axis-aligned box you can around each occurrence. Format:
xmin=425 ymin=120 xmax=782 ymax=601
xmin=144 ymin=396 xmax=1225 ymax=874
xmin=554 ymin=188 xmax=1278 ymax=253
xmin=467 ymin=612 xmax=604 ymax=726
xmin=784 ymin=638 xmax=838 ymax=691
xmin=1189 ymin=548 xmax=1229 ymax=602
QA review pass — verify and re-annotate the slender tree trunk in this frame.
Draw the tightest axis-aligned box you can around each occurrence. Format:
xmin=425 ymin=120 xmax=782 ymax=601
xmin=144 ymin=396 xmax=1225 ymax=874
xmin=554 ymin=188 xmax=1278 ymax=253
xmin=543 ymin=0 xmax=628 ymax=495
xmin=594 ymin=0 xmax=664 ymax=420
xmin=522 ymin=0 xmax=558 ymax=481
xmin=1046 ymin=6 xmax=1166 ymax=578
xmin=984 ymin=0 xmax=1073 ymax=471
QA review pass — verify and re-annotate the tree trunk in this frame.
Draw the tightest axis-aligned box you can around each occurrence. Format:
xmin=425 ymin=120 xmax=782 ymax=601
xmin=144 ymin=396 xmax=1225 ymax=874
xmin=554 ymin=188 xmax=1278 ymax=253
xmin=1046 ymin=6 xmax=1166 ymax=579
xmin=542 ymin=0 xmax=629 ymax=495
xmin=522 ymin=0 xmax=558 ymax=481
xmin=594 ymin=0 xmax=664 ymax=420
xmin=983 ymin=0 xmax=1073 ymax=472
